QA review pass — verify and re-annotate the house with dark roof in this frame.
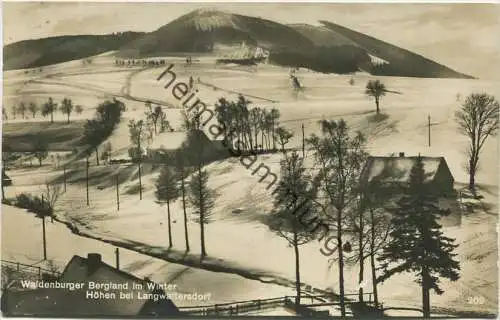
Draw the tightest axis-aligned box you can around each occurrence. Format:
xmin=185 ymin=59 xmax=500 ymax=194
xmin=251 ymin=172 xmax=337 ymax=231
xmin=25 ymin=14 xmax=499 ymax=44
xmin=360 ymin=153 xmax=460 ymax=226
xmin=145 ymin=129 xmax=231 ymax=164
xmin=2 ymin=253 xmax=180 ymax=317
xmin=360 ymin=153 xmax=455 ymax=196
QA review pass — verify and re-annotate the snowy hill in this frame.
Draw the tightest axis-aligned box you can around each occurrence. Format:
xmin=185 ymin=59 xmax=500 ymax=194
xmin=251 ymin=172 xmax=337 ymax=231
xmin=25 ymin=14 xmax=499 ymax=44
xmin=4 ymin=9 xmax=472 ymax=79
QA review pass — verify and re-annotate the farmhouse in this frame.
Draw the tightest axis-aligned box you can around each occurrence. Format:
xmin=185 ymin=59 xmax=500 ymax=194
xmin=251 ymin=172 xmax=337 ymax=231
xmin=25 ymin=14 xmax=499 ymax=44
xmin=360 ymin=153 xmax=455 ymax=196
xmin=2 ymin=253 xmax=179 ymax=317
xmin=360 ymin=153 xmax=460 ymax=226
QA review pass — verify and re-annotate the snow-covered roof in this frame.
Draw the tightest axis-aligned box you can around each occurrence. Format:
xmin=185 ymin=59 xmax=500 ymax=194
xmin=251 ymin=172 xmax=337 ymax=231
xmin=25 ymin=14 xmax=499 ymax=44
xmin=148 ymin=131 xmax=188 ymax=150
xmin=55 ymin=254 xmax=179 ymax=316
xmin=361 ymin=155 xmax=451 ymax=185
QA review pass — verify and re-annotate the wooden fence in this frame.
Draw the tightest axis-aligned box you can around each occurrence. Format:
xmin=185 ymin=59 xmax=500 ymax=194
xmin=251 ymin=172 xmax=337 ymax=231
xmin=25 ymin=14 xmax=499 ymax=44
xmin=1 ymin=259 xmax=61 ymax=280
xmin=179 ymin=292 xmax=375 ymax=316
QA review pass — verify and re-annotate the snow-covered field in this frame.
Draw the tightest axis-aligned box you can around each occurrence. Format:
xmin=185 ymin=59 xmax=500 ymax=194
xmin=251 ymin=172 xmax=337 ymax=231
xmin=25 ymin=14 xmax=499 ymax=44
xmin=1 ymin=204 xmax=295 ymax=308
xmin=3 ymin=55 xmax=498 ymax=316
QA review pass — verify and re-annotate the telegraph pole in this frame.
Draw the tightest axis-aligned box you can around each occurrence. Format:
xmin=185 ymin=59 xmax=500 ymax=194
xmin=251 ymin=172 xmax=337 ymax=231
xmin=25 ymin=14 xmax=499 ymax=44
xmin=86 ymin=157 xmax=89 ymax=206
xmin=115 ymin=248 xmax=120 ymax=270
xmin=116 ymin=174 xmax=120 ymax=211
xmin=428 ymin=115 xmax=431 ymax=147
xmin=63 ymin=165 xmax=67 ymax=192
xmin=41 ymin=194 xmax=47 ymax=260
xmin=301 ymin=123 xmax=305 ymax=158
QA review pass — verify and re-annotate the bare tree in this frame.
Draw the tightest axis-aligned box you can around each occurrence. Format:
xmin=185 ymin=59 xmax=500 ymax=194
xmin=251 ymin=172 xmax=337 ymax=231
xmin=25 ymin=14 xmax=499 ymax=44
xmin=44 ymin=183 xmax=61 ymax=211
xmin=155 ymin=165 xmax=179 ymax=248
xmin=10 ymin=105 xmax=17 ymax=120
xmin=175 ymin=148 xmax=191 ymax=252
xmin=308 ymin=119 xmax=367 ymax=317
xmin=38 ymin=183 xmax=62 ymax=259
xmin=32 ymin=137 xmax=49 ymax=167
xmin=128 ymin=120 xmax=147 ymax=200
xmin=60 ymin=98 xmax=74 ymax=124
xmin=188 ymin=168 xmax=215 ymax=259
xmin=269 ymin=151 xmax=316 ymax=307
xmin=28 ymin=102 xmax=39 ymax=118
xmin=455 ymin=93 xmax=499 ymax=190
xmin=17 ymin=102 xmax=27 ymax=119
xmin=75 ymin=105 xmax=83 ymax=115
xmin=275 ymin=126 xmax=293 ymax=153
xmin=365 ymin=80 xmax=387 ymax=114
xmin=147 ymin=105 xmax=165 ymax=135
xmin=42 ymin=97 xmax=57 ymax=123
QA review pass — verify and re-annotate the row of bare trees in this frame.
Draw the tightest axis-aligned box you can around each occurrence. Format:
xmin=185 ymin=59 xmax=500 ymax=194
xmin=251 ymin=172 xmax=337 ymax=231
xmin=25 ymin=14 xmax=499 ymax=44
xmin=214 ymin=95 xmax=293 ymax=153
xmin=154 ymin=106 xmax=216 ymax=259
xmin=115 ymin=59 xmax=167 ymax=67
xmin=5 ymin=98 xmax=83 ymax=123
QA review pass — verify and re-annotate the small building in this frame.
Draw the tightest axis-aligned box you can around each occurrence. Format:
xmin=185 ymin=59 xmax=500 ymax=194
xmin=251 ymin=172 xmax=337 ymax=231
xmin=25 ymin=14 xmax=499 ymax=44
xmin=2 ymin=169 xmax=12 ymax=187
xmin=2 ymin=253 xmax=180 ymax=317
xmin=146 ymin=130 xmax=231 ymax=164
xmin=360 ymin=153 xmax=455 ymax=196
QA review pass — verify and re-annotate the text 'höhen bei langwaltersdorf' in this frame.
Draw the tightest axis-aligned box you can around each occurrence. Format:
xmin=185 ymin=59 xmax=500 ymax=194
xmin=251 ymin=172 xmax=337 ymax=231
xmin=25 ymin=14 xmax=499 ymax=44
xmin=20 ymin=280 xmax=212 ymax=302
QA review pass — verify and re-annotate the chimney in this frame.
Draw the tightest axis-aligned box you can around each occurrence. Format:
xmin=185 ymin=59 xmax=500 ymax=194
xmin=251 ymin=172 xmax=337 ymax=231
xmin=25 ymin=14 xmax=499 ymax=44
xmin=399 ymin=152 xmax=405 ymax=157
xmin=87 ymin=253 xmax=102 ymax=274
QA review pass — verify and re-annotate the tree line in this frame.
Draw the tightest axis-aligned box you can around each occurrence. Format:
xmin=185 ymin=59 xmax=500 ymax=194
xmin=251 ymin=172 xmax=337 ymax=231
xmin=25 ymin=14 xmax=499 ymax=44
xmin=82 ymin=98 xmax=126 ymax=166
xmin=4 ymin=97 xmax=83 ymax=123
xmin=115 ymin=59 xmax=167 ymax=67
xmin=214 ymin=95 xmax=293 ymax=153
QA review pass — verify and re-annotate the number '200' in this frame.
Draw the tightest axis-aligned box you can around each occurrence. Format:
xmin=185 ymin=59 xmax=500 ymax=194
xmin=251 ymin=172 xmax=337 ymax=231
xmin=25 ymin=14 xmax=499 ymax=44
xmin=467 ymin=296 xmax=485 ymax=304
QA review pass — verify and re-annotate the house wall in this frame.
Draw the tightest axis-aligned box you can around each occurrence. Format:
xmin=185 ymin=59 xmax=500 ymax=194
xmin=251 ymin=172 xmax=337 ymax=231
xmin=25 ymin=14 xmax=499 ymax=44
xmin=431 ymin=161 xmax=455 ymax=196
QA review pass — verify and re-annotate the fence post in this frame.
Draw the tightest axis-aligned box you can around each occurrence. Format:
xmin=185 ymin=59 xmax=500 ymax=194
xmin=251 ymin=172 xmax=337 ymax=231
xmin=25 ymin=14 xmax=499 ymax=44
xmin=236 ymin=304 xmax=238 ymax=315
xmin=38 ymin=266 xmax=41 ymax=278
xmin=16 ymin=262 xmax=20 ymax=271
xmin=214 ymin=304 xmax=218 ymax=315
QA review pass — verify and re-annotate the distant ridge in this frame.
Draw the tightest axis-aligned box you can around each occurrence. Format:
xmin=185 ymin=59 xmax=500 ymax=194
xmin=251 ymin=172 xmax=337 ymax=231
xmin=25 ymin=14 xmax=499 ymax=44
xmin=3 ymin=9 xmax=474 ymax=79
xmin=3 ymin=32 xmax=145 ymax=71
xmin=319 ymin=20 xmax=474 ymax=79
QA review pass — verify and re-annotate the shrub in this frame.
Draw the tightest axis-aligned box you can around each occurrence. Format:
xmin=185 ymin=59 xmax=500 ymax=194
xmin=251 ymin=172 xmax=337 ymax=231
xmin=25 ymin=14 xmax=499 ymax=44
xmin=14 ymin=193 xmax=51 ymax=217
xmin=15 ymin=193 xmax=35 ymax=209
xmin=128 ymin=147 xmax=143 ymax=162
xmin=125 ymin=183 xmax=142 ymax=195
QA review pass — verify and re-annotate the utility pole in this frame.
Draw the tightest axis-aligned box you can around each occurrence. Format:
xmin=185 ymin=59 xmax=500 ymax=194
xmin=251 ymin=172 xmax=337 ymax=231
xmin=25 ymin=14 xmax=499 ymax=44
xmin=115 ymin=248 xmax=120 ymax=270
xmin=138 ymin=136 xmax=143 ymax=201
xmin=41 ymin=194 xmax=47 ymax=260
xmin=116 ymin=174 xmax=120 ymax=211
xmin=63 ymin=165 xmax=67 ymax=193
xmin=86 ymin=157 xmax=89 ymax=206
xmin=428 ymin=114 xmax=431 ymax=147
xmin=138 ymin=161 xmax=142 ymax=200
xmin=301 ymin=123 xmax=305 ymax=158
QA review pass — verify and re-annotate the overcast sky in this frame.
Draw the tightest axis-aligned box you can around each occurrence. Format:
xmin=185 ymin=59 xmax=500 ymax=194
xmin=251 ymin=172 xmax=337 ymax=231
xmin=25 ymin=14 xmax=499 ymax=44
xmin=3 ymin=2 xmax=499 ymax=79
